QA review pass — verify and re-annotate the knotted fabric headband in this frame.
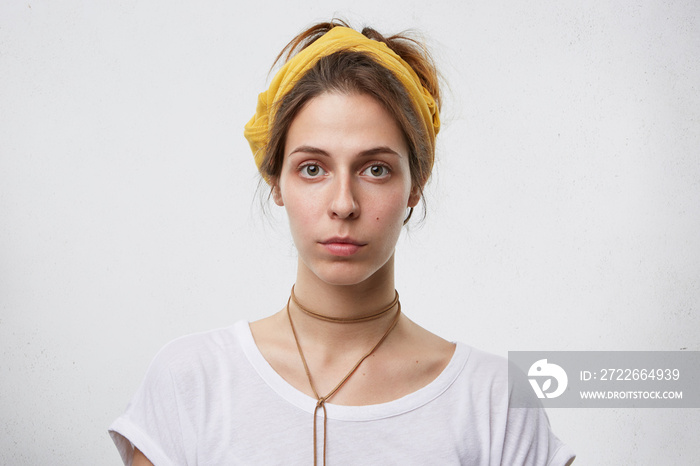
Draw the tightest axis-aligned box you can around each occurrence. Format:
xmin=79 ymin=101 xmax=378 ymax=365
xmin=243 ymin=26 xmax=441 ymax=180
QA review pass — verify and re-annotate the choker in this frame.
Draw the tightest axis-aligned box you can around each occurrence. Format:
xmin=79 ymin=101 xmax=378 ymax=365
xmin=286 ymin=289 xmax=401 ymax=466
xmin=290 ymin=285 xmax=399 ymax=323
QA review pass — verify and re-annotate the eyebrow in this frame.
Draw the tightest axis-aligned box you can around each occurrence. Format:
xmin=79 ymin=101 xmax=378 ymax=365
xmin=288 ymin=145 xmax=401 ymax=158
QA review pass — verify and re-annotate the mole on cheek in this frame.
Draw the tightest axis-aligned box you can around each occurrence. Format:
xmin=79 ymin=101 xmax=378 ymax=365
xmin=376 ymin=217 xmax=380 ymax=221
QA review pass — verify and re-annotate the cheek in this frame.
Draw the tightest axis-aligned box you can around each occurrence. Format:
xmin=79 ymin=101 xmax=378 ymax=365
xmin=281 ymin=188 xmax=319 ymax=237
xmin=369 ymin=190 xmax=410 ymax=225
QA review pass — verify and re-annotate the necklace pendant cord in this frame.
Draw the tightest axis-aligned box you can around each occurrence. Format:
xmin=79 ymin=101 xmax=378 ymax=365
xmin=286 ymin=293 xmax=402 ymax=466
xmin=313 ymin=399 xmax=327 ymax=466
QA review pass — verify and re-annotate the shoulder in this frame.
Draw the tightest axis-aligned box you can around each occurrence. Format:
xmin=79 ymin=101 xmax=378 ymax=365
xmin=145 ymin=322 xmax=248 ymax=381
xmin=455 ymin=344 xmax=542 ymax=408
xmin=463 ymin=345 xmax=509 ymax=372
xmin=156 ymin=323 xmax=240 ymax=355
xmin=447 ymin=345 xmax=576 ymax=465
xmin=456 ymin=344 xmax=511 ymax=389
xmin=128 ymin=322 xmax=257 ymax=421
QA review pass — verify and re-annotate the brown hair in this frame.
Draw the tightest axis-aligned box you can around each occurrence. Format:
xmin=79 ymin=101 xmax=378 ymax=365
xmin=261 ymin=20 xmax=442 ymax=216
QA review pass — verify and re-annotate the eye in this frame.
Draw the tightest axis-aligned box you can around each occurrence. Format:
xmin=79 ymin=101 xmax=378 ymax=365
xmin=299 ymin=163 xmax=326 ymax=178
xmin=362 ymin=164 xmax=390 ymax=178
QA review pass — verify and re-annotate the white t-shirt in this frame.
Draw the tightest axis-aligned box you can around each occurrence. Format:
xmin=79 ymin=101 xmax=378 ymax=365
xmin=109 ymin=321 xmax=575 ymax=465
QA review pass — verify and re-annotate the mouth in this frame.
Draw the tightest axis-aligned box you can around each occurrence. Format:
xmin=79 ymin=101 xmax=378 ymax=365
xmin=319 ymin=237 xmax=367 ymax=256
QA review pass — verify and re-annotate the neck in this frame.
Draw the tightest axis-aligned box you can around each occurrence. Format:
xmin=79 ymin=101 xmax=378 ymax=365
xmin=288 ymin=257 xmax=401 ymax=349
xmin=291 ymin=286 xmax=398 ymax=323
xmin=294 ymin=254 xmax=397 ymax=313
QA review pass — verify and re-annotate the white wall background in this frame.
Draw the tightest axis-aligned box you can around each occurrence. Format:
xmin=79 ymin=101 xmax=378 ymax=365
xmin=1 ymin=0 xmax=698 ymax=464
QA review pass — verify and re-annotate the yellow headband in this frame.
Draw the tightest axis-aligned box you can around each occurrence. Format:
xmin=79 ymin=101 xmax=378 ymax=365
xmin=243 ymin=26 xmax=440 ymax=177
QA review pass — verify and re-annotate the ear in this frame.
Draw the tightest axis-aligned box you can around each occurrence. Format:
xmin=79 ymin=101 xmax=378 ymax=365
xmin=272 ymin=182 xmax=284 ymax=206
xmin=407 ymin=184 xmax=421 ymax=208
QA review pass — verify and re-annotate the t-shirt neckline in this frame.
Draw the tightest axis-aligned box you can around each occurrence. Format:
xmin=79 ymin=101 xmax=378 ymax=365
xmin=234 ymin=320 xmax=470 ymax=422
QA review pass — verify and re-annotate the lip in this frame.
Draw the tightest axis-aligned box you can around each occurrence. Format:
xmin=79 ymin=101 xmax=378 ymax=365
xmin=319 ymin=237 xmax=367 ymax=256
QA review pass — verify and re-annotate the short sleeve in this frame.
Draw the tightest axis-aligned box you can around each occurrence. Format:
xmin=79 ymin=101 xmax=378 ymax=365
xmin=109 ymin=342 xmax=192 ymax=466
xmin=501 ymin=362 xmax=576 ymax=465
xmin=499 ymin=406 xmax=575 ymax=465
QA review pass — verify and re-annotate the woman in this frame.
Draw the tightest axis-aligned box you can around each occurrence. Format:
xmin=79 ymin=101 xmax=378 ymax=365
xmin=109 ymin=21 xmax=575 ymax=465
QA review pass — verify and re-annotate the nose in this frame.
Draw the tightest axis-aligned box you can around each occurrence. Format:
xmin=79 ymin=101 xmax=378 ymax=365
xmin=328 ymin=174 xmax=359 ymax=219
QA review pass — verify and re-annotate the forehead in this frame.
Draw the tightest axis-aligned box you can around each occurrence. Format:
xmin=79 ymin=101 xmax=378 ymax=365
xmin=284 ymin=92 xmax=407 ymax=156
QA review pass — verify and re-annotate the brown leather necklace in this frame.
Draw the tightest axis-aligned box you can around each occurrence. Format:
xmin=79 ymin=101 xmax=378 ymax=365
xmin=290 ymin=285 xmax=399 ymax=323
xmin=286 ymin=286 xmax=401 ymax=466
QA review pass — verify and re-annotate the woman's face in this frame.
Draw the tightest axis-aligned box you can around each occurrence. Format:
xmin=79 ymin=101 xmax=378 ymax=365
xmin=275 ymin=92 xmax=419 ymax=287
